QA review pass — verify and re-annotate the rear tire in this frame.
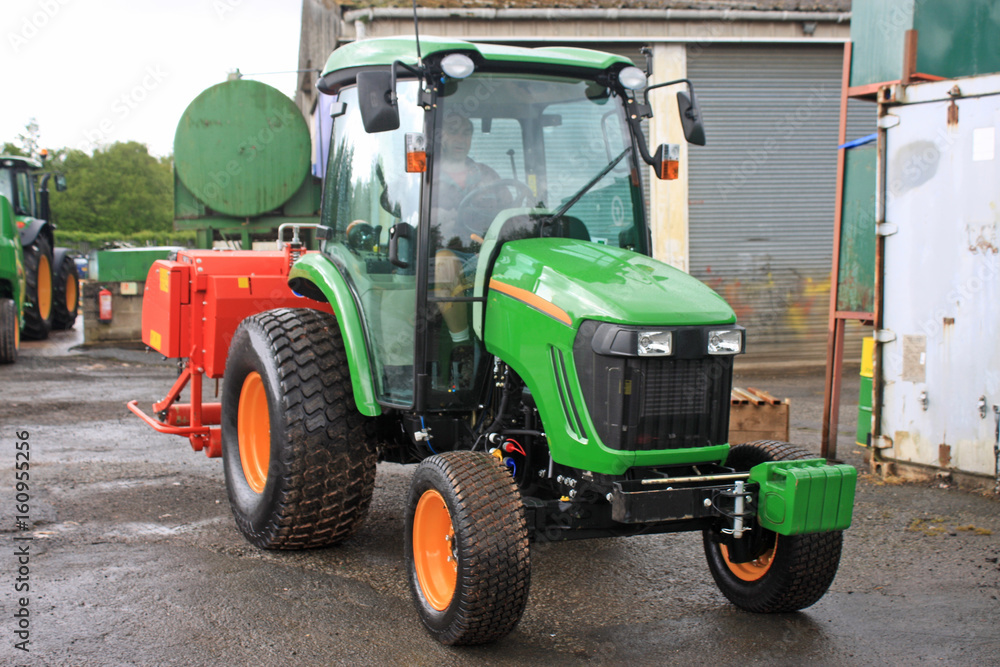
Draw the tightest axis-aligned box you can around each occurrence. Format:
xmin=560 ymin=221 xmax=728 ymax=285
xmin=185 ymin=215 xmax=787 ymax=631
xmin=221 ymin=308 xmax=377 ymax=549
xmin=405 ymin=451 xmax=530 ymax=645
xmin=703 ymin=440 xmax=844 ymax=613
xmin=51 ymin=251 xmax=79 ymax=330
xmin=0 ymin=298 xmax=18 ymax=363
xmin=22 ymin=235 xmax=52 ymax=340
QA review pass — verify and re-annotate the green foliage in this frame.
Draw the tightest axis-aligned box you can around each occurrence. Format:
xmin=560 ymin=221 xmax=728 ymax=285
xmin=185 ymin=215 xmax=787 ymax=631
xmin=47 ymin=142 xmax=173 ymax=234
xmin=2 ymin=142 xmax=27 ymax=156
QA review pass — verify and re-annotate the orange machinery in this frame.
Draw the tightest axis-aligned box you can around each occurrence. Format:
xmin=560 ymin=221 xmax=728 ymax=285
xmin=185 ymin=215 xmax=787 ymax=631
xmin=127 ymin=242 xmax=332 ymax=457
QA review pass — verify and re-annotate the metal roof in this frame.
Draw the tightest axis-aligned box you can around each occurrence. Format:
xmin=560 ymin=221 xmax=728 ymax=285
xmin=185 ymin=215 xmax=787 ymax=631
xmin=339 ymin=1 xmax=851 ymax=11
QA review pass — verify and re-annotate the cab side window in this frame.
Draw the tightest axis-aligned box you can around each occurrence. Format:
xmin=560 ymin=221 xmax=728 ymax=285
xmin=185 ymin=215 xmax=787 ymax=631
xmin=14 ymin=172 xmax=34 ymax=217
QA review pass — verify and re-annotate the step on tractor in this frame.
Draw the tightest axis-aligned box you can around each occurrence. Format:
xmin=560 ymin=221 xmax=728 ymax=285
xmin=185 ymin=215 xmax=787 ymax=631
xmin=130 ymin=37 xmax=857 ymax=645
xmin=0 ymin=154 xmax=79 ymax=362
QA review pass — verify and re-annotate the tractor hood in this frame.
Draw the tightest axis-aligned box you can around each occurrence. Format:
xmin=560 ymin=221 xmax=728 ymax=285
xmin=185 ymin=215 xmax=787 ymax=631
xmin=484 ymin=238 xmax=736 ymax=328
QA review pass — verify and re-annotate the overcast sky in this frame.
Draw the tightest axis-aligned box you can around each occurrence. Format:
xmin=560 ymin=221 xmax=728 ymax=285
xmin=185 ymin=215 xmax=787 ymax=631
xmin=2 ymin=0 xmax=303 ymax=157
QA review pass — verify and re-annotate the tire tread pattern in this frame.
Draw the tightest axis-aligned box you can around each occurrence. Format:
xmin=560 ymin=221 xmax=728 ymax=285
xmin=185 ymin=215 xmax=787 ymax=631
xmin=705 ymin=440 xmax=844 ymax=613
xmin=0 ymin=298 xmax=17 ymax=363
xmin=408 ymin=452 xmax=530 ymax=645
xmin=227 ymin=308 xmax=377 ymax=550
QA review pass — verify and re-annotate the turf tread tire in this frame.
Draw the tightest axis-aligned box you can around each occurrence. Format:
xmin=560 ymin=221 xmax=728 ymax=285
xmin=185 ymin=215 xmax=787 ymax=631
xmin=221 ymin=308 xmax=377 ymax=550
xmin=0 ymin=298 xmax=17 ymax=363
xmin=51 ymin=252 xmax=79 ymax=330
xmin=405 ymin=451 xmax=531 ymax=645
xmin=703 ymin=440 xmax=844 ymax=613
xmin=21 ymin=235 xmax=52 ymax=340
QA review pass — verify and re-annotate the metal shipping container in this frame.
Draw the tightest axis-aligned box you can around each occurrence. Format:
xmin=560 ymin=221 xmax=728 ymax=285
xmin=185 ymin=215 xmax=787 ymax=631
xmin=878 ymin=72 xmax=1000 ymax=483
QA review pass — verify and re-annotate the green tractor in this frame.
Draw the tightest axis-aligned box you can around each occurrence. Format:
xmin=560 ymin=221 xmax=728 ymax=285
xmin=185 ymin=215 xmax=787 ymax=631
xmin=207 ymin=37 xmax=856 ymax=644
xmin=0 ymin=155 xmax=79 ymax=360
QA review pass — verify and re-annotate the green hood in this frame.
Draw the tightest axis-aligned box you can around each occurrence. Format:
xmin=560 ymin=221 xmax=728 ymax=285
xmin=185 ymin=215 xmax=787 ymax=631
xmin=488 ymin=238 xmax=736 ymax=327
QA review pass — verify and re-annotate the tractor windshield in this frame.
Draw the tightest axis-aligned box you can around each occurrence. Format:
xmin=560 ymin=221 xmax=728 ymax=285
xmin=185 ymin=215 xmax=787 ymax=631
xmin=427 ymin=73 xmax=646 ymax=258
xmin=424 ymin=72 xmax=646 ymax=409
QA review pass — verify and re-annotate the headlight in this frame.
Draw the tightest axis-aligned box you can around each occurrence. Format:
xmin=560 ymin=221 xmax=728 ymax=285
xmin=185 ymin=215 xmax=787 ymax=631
xmin=707 ymin=329 xmax=744 ymax=355
xmin=441 ymin=53 xmax=475 ymax=79
xmin=618 ymin=66 xmax=647 ymax=90
xmin=637 ymin=331 xmax=673 ymax=356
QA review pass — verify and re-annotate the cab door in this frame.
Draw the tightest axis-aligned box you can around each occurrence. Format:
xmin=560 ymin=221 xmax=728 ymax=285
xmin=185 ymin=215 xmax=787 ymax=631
xmin=321 ymin=82 xmax=424 ymax=407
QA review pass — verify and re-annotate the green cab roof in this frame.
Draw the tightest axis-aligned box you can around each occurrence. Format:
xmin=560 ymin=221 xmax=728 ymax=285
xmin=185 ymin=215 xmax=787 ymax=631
xmin=0 ymin=155 xmax=43 ymax=170
xmin=321 ymin=35 xmax=632 ymax=78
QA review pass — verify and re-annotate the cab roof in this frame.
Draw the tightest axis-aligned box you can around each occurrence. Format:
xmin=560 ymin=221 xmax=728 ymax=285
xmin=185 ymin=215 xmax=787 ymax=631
xmin=0 ymin=155 xmax=43 ymax=170
xmin=320 ymin=35 xmax=632 ymax=79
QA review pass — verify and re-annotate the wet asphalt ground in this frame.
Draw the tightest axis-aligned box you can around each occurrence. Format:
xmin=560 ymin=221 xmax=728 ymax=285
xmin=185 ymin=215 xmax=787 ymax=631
xmin=1 ymin=322 xmax=998 ymax=666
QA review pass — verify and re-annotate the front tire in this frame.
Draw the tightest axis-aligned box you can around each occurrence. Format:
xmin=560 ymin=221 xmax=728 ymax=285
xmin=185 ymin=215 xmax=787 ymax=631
xmin=703 ymin=440 xmax=844 ymax=612
xmin=221 ymin=308 xmax=377 ymax=549
xmin=22 ymin=235 xmax=52 ymax=340
xmin=405 ymin=451 xmax=530 ymax=645
xmin=0 ymin=298 xmax=19 ymax=363
xmin=51 ymin=251 xmax=79 ymax=330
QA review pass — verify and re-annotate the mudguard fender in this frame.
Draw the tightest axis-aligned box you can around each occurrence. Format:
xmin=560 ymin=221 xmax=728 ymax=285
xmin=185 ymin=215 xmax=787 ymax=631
xmin=288 ymin=253 xmax=381 ymax=416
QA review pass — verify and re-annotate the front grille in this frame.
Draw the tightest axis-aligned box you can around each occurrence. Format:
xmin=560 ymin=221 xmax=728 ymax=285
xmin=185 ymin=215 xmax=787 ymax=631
xmin=573 ymin=321 xmax=734 ymax=451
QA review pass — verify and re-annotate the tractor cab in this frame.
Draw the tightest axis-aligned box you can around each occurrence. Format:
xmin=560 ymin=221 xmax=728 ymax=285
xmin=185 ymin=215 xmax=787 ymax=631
xmin=0 ymin=154 xmax=66 ymax=230
xmin=303 ymin=37 xmax=702 ymax=419
xmin=0 ymin=156 xmax=43 ymax=223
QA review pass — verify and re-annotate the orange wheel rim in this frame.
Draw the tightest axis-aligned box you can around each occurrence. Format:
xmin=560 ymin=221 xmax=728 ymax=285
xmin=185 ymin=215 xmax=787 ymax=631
xmin=37 ymin=254 xmax=51 ymax=320
xmin=65 ymin=272 xmax=77 ymax=313
xmin=721 ymin=536 xmax=777 ymax=582
xmin=413 ymin=489 xmax=457 ymax=611
xmin=237 ymin=371 xmax=270 ymax=493
xmin=14 ymin=315 xmax=19 ymax=351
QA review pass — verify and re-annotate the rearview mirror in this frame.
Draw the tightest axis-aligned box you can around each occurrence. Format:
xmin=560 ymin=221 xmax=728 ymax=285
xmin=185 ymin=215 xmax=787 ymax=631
xmin=54 ymin=174 xmax=67 ymax=192
xmin=677 ymin=91 xmax=706 ymax=146
xmin=357 ymin=69 xmax=399 ymax=133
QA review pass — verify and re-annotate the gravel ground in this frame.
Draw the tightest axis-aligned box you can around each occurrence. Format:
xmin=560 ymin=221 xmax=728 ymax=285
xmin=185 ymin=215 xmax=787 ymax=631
xmin=0 ymin=324 xmax=997 ymax=666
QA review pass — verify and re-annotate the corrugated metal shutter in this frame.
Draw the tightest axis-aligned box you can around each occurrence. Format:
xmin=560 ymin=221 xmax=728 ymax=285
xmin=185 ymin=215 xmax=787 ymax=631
xmin=687 ymin=44 xmax=875 ymax=364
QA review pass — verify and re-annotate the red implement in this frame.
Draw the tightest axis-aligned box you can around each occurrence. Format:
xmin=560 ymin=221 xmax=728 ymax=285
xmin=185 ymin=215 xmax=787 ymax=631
xmin=129 ymin=245 xmax=332 ymax=456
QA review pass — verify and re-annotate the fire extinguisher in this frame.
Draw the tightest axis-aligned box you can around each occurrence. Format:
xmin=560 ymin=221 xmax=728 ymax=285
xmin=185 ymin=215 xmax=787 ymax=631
xmin=98 ymin=288 xmax=113 ymax=322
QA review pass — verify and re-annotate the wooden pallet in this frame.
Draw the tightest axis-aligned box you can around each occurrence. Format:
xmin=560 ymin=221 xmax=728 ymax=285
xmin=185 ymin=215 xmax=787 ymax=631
xmin=728 ymin=387 xmax=790 ymax=444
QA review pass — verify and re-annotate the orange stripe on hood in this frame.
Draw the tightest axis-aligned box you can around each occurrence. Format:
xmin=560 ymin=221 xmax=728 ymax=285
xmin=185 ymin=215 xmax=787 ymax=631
xmin=489 ymin=279 xmax=572 ymax=326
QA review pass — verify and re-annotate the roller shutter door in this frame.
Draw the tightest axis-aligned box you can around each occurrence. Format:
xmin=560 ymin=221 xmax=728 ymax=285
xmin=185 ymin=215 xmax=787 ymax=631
xmin=687 ymin=44 xmax=874 ymax=364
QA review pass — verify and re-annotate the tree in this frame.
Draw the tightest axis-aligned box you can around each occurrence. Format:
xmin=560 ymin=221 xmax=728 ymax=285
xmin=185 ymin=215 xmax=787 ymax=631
xmin=2 ymin=142 xmax=27 ymax=156
xmin=48 ymin=142 xmax=173 ymax=234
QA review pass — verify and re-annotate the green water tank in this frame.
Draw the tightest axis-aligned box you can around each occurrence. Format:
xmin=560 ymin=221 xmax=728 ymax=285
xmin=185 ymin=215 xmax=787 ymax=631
xmin=174 ymin=79 xmax=311 ymax=218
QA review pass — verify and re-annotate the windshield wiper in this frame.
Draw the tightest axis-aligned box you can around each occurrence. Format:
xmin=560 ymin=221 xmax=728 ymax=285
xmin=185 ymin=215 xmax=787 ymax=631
xmin=540 ymin=146 xmax=631 ymax=226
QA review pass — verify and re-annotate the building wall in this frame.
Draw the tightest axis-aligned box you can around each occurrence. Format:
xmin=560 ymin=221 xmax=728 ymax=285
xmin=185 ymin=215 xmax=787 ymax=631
xmin=297 ymin=4 xmax=857 ymax=363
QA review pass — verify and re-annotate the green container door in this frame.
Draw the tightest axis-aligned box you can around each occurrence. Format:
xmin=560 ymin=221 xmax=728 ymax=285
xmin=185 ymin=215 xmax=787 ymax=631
xmin=91 ymin=248 xmax=182 ymax=283
xmin=850 ymin=0 xmax=1000 ymax=88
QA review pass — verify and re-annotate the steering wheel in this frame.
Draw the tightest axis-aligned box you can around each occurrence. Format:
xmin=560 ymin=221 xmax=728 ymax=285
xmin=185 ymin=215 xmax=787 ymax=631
xmin=456 ymin=179 xmax=535 ymax=237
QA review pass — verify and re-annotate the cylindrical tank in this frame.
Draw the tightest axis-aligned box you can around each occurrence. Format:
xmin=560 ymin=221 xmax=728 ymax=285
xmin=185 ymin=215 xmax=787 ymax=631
xmin=174 ymin=79 xmax=311 ymax=218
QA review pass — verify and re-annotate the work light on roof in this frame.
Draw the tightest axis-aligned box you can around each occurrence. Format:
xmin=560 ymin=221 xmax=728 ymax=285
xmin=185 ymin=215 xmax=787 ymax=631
xmin=618 ymin=66 xmax=647 ymax=90
xmin=441 ymin=53 xmax=475 ymax=79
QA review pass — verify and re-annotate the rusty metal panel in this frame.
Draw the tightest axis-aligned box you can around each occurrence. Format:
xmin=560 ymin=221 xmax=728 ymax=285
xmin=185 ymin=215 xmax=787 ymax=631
xmin=880 ymin=73 xmax=1000 ymax=478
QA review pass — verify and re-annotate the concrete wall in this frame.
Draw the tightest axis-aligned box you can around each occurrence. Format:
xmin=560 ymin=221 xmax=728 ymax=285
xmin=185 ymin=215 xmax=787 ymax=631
xmin=82 ymin=281 xmax=145 ymax=344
